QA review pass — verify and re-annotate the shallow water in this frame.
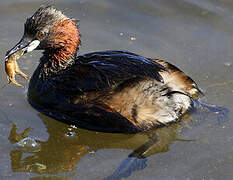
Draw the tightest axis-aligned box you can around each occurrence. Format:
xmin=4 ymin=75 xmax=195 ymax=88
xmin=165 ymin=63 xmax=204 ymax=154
xmin=0 ymin=0 xmax=233 ymax=180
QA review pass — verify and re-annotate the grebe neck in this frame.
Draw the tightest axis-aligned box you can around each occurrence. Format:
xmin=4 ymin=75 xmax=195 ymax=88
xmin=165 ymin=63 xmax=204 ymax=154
xmin=43 ymin=18 xmax=80 ymax=72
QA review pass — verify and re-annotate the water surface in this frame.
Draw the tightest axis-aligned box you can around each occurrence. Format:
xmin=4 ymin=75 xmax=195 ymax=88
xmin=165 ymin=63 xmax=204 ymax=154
xmin=0 ymin=0 xmax=233 ymax=180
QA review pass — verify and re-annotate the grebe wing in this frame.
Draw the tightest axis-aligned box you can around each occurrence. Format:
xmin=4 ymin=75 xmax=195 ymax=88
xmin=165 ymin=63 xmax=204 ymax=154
xmin=77 ymin=50 xmax=166 ymax=82
xmin=50 ymin=50 xmax=166 ymax=94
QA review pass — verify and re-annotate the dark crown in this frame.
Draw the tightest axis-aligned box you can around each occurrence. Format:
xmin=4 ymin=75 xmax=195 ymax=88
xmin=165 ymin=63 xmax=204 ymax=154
xmin=24 ymin=6 xmax=66 ymax=36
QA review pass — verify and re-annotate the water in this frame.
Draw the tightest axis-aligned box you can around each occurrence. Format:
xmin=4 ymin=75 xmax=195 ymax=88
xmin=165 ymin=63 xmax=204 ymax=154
xmin=0 ymin=0 xmax=233 ymax=180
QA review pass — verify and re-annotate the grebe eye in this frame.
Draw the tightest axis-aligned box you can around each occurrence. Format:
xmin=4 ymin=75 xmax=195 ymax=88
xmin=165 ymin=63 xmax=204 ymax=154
xmin=37 ymin=31 xmax=47 ymax=40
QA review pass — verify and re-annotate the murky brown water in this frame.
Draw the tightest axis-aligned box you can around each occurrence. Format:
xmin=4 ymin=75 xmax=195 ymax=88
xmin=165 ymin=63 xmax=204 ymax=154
xmin=0 ymin=0 xmax=233 ymax=180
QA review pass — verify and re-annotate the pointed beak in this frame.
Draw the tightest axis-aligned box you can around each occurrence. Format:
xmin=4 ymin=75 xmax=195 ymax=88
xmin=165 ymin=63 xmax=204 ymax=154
xmin=5 ymin=36 xmax=40 ymax=60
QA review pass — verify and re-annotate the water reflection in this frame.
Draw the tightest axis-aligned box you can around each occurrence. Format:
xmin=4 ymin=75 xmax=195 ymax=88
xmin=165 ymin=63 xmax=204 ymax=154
xmin=8 ymin=113 xmax=190 ymax=179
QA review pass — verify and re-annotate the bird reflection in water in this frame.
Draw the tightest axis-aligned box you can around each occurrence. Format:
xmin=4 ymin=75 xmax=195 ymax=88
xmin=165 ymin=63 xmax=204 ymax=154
xmin=8 ymin=113 xmax=194 ymax=180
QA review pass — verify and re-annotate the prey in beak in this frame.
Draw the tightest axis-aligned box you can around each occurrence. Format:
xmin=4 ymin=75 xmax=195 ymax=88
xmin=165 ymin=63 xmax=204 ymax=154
xmin=5 ymin=36 xmax=40 ymax=59
xmin=4 ymin=37 xmax=40 ymax=88
xmin=4 ymin=5 xmax=67 ymax=87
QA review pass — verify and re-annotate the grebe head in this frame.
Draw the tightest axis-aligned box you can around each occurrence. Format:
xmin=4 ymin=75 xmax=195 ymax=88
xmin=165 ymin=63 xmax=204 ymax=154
xmin=6 ymin=6 xmax=80 ymax=62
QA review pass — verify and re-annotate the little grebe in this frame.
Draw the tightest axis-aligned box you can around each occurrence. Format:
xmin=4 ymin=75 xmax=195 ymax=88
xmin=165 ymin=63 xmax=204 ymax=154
xmin=5 ymin=6 xmax=202 ymax=133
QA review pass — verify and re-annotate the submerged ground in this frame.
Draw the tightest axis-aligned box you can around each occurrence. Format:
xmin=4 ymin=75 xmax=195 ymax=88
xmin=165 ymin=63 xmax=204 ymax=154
xmin=0 ymin=0 xmax=233 ymax=180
